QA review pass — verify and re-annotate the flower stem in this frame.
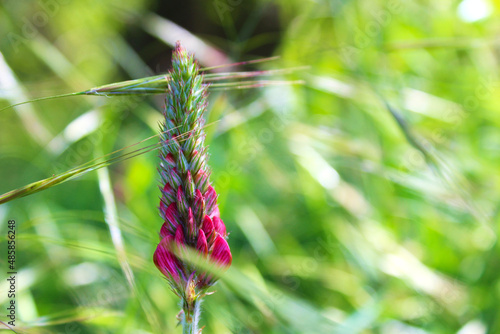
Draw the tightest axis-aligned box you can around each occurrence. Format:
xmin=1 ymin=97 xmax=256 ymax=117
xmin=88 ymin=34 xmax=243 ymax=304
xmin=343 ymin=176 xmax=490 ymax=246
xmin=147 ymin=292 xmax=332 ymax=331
xmin=182 ymin=298 xmax=202 ymax=334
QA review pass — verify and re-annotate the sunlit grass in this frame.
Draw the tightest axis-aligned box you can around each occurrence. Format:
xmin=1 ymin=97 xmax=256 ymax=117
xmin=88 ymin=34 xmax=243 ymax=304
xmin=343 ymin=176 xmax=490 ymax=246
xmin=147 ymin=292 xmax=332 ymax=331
xmin=1 ymin=0 xmax=500 ymax=333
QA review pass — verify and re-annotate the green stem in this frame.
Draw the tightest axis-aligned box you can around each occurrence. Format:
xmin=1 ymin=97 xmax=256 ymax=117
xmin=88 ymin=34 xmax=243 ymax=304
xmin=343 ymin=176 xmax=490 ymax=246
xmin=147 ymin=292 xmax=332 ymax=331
xmin=181 ymin=298 xmax=202 ymax=334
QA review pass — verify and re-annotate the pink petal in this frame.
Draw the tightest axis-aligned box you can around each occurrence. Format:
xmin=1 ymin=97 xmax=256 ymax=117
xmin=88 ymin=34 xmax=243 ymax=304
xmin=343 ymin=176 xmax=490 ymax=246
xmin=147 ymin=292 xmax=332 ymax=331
xmin=196 ymin=229 xmax=208 ymax=255
xmin=174 ymin=226 xmax=185 ymax=245
xmin=159 ymin=222 xmax=171 ymax=239
xmin=202 ymin=215 xmax=214 ymax=237
xmin=164 ymin=153 xmax=176 ymax=166
xmin=160 ymin=183 xmax=175 ymax=205
xmin=212 ymin=216 xmax=227 ymax=237
xmin=162 ymin=182 xmax=174 ymax=196
xmin=209 ymin=204 xmax=220 ymax=220
xmin=210 ymin=235 xmax=232 ymax=267
xmin=163 ymin=203 xmax=180 ymax=232
xmin=187 ymin=208 xmax=196 ymax=238
xmin=153 ymin=236 xmax=181 ymax=280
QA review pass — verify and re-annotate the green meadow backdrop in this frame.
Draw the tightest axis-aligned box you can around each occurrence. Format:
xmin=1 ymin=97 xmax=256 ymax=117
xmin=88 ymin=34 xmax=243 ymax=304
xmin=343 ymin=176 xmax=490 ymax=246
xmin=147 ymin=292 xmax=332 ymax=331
xmin=1 ymin=0 xmax=500 ymax=333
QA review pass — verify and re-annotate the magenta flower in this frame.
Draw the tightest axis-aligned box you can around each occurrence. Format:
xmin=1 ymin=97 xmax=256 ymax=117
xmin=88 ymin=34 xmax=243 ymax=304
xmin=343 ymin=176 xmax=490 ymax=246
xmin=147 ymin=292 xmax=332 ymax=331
xmin=152 ymin=42 xmax=232 ymax=332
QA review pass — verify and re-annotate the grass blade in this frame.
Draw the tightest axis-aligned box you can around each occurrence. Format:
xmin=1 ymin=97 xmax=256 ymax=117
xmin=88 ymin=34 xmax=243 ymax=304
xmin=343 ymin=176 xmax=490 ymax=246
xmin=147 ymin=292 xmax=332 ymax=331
xmin=0 ymin=122 xmax=213 ymax=204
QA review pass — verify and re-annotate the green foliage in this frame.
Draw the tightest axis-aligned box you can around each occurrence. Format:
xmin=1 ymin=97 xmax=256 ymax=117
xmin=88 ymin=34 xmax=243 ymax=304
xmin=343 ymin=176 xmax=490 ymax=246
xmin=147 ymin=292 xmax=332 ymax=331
xmin=1 ymin=0 xmax=500 ymax=333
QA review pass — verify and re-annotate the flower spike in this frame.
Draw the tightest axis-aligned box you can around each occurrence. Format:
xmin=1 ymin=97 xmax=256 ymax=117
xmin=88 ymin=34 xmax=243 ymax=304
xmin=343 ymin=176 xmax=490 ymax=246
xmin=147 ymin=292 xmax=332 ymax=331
xmin=152 ymin=42 xmax=232 ymax=333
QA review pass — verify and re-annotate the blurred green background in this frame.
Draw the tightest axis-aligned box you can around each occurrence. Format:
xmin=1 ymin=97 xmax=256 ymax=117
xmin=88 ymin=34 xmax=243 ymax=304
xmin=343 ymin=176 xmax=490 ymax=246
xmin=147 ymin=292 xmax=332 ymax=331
xmin=1 ymin=0 xmax=500 ymax=333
